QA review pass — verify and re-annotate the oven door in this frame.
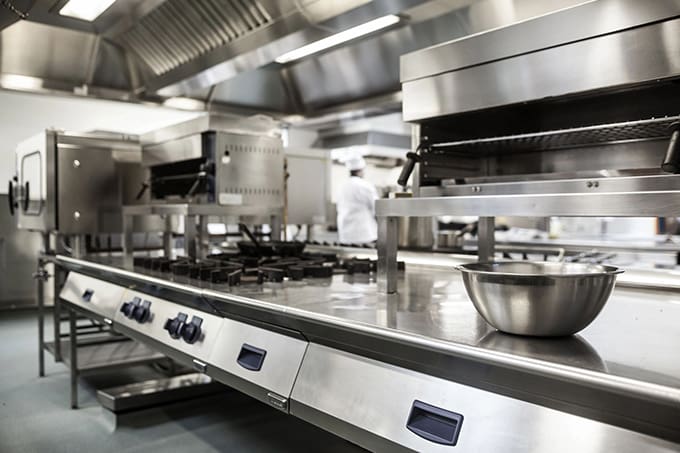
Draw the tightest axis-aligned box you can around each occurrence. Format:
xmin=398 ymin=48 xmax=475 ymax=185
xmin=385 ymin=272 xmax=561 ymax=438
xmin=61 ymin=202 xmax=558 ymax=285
xmin=15 ymin=131 xmax=56 ymax=231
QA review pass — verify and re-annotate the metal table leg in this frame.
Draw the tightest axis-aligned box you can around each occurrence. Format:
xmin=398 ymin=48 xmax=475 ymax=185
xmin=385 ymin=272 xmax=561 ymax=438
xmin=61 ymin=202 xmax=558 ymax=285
xmin=377 ymin=216 xmax=399 ymax=294
xmin=185 ymin=214 xmax=198 ymax=260
xmin=35 ymin=258 xmax=46 ymax=377
xmin=123 ymin=213 xmax=134 ymax=269
xmin=478 ymin=217 xmax=496 ymax=262
xmin=162 ymin=214 xmax=173 ymax=259
xmin=53 ymin=264 xmax=62 ymax=362
xmin=69 ymin=308 xmax=78 ymax=409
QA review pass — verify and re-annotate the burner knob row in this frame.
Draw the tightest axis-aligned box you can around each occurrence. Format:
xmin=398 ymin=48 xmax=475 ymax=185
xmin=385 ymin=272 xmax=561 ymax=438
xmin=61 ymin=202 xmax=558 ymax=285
xmin=163 ymin=313 xmax=203 ymax=344
xmin=120 ymin=297 xmax=151 ymax=323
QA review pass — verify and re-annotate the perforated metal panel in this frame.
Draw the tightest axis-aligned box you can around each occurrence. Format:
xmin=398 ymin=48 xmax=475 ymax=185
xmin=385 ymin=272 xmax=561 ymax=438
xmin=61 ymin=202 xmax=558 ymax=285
xmin=215 ymin=132 xmax=284 ymax=208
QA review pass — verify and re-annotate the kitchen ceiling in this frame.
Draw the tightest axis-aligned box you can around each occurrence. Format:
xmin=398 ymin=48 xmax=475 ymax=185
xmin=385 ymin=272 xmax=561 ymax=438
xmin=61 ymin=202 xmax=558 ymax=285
xmin=0 ymin=0 xmax=589 ymax=122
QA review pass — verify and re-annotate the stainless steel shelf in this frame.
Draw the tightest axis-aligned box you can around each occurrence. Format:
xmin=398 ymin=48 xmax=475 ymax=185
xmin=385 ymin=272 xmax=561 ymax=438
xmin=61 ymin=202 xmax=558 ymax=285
xmin=123 ymin=203 xmax=283 ymax=217
xmin=45 ymin=338 xmax=166 ymax=372
xmin=376 ymin=191 xmax=680 ymax=218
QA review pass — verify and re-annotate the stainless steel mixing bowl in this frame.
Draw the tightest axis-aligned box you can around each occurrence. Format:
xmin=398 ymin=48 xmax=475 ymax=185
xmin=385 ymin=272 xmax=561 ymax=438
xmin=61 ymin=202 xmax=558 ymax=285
xmin=456 ymin=261 xmax=624 ymax=337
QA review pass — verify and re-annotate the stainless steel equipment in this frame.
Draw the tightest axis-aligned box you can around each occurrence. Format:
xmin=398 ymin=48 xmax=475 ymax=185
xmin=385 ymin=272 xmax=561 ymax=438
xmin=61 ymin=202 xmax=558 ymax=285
xmin=456 ymin=262 xmax=623 ymax=336
xmin=139 ymin=115 xmax=283 ymax=209
xmin=9 ymin=130 xmax=145 ymax=235
xmin=0 ymin=194 xmax=45 ymax=309
xmin=122 ymin=115 xmax=285 ymax=263
xmin=377 ymin=0 xmax=680 ymax=293
xmin=55 ymin=253 xmax=680 ymax=451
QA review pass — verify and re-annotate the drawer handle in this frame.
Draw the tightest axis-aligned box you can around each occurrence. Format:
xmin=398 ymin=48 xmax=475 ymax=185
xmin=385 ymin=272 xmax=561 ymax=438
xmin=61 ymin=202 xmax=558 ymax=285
xmin=81 ymin=289 xmax=94 ymax=302
xmin=406 ymin=400 xmax=463 ymax=446
xmin=237 ymin=343 xmax=267 ymax=371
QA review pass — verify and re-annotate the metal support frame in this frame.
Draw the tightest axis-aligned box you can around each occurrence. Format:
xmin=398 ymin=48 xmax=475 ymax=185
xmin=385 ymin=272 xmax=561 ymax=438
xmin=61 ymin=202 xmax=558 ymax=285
xmin=184 ymin=214 xmax=208 ymax=260
xmin=53 ymin=263 xmax=62 ymax=362
xmin=478 ymin=217 xmax=496 ymax=262
xmin=69 ymin=307 xmax=78 ymax=409
xmin=35 ymin=257 xmax=48 ymax=377
xmin=162 ymin=215 xmax=173 ymax=259
xmin=375 ymin=185 xmax=680 ymax=293
xmin=377 ymin=217 xmax=399 ymax=294
xmin=122 ymin=204 xmax=284 ymax=266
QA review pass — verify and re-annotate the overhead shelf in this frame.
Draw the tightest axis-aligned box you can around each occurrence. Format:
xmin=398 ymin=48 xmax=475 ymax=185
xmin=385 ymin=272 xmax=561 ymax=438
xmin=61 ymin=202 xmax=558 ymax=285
xmin=376 ymin=190 xmax=680 ymax=218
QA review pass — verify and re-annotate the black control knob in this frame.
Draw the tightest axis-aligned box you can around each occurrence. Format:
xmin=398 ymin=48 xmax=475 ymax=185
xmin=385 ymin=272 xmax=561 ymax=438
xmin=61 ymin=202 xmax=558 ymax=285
xmin=164 ymin=313 xmax=187 ymax=339
xmin=133 ymin=300 xmax=152 ymax=323
xmin=181 ymin=316 xmax=203 ymax=344
xmin=120 ymin=297 xmax=141 ymax=319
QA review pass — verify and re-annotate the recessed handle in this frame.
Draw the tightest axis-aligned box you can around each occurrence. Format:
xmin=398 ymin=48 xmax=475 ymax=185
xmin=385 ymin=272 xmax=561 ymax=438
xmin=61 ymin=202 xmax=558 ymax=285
xmin=406 ymin=400 xmax=463 ymax=446
xmin=237 ymin=343 xmax=267 ymax=371
xmin=81 ymin=289 xmax=94 ymax=302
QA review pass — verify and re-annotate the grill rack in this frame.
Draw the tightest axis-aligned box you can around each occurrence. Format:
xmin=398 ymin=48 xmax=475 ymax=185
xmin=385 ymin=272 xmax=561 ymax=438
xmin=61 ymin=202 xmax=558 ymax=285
xmin=431 ymin=115 xmax=680 ymax=154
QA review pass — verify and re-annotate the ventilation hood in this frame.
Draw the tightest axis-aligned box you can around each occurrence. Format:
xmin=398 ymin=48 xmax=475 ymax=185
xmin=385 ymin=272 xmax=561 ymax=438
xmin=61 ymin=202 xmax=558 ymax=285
xmin=0 ymin=0 xmax=589 ymax=120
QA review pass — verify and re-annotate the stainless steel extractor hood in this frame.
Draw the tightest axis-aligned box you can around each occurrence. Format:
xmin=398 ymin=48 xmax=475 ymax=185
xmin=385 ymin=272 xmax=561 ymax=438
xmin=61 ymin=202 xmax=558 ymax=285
xmin=0 ymin=0 xmax=591 ymax=118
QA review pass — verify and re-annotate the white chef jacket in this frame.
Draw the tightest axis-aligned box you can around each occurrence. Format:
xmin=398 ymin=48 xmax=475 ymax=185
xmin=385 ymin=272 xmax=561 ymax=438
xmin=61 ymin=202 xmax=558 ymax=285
xmin=337 ymin=176 xmax=379 ymax=244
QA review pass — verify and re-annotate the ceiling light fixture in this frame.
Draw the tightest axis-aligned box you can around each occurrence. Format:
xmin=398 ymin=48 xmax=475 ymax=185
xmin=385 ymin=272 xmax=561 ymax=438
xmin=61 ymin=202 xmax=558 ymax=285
xmin=59 ymin=0 xmax=117 ymax=21
xmin=275 ymin=14 xmax=401 ymax=64
xmin=162 ymin=97 xmax=205 ymax=111
xmin=0 ymin=74 xmax=44 ymax=91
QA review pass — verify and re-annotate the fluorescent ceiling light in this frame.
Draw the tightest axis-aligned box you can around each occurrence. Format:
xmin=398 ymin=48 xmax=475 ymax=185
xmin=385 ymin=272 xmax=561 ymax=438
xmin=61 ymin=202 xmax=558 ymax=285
xmin=59 ymin=0 xmax=117 ymax=21
xmin=275 ymin=14 xmax=400 ymax=64
xmin=162 ymin=97 xmax=205 ymax=110
xmin=0 ymin=74 xmax=43 ymax=91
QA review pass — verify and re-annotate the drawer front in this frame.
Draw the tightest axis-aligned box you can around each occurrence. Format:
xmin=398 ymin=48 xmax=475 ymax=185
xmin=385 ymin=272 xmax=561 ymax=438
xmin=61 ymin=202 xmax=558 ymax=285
xmin=208 ymin=318 xmax=308 ymax=398
xmin=291 ymin=344 xmax=677 ymax=453
xmin=59 ymin=272 xmax=125 ymax=320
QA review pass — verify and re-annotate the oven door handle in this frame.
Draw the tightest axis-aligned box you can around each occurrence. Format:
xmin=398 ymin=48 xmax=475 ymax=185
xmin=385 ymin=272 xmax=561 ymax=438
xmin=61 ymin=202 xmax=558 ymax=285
xmin=7 ymin=179 xmax=15 ymax=216
xmin=22 ymin=181 xmax=30 ymax=213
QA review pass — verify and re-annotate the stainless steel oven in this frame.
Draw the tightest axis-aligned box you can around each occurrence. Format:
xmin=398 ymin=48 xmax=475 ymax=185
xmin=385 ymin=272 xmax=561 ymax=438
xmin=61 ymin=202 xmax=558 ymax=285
xmin=8 ymin=130 xmax=146 ymax=234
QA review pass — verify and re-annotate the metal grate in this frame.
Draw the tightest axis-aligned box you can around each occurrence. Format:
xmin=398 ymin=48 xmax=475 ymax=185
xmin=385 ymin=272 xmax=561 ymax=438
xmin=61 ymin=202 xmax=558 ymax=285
xmin=118 ymin=0 xmax=273 ymax=76
xmin=432 ymin=116 xmax=680 ymax=154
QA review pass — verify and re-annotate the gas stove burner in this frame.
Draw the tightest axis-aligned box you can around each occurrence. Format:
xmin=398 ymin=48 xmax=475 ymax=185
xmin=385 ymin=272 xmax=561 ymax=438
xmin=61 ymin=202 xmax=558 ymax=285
xmin=133 ymin=250 xmax=395 ymax=287
xmin=342 ymin=258 xmax=405 ymax=275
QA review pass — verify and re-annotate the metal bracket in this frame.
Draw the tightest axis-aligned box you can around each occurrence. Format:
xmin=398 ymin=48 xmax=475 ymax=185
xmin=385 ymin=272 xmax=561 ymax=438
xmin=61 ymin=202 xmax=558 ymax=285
xmin=32 ymin=269 xmax=50 ymax=282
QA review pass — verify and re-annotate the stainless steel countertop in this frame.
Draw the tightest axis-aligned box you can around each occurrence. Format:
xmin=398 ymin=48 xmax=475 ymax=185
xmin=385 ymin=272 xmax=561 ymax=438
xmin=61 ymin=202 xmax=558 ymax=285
xmin=57 ymin=252 xmax=680 ymax=409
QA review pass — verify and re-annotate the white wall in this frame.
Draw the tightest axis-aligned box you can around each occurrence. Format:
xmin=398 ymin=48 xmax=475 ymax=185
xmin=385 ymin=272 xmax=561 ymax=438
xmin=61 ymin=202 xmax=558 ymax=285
xmin=0 ymin=91 xmax=200 ymax=191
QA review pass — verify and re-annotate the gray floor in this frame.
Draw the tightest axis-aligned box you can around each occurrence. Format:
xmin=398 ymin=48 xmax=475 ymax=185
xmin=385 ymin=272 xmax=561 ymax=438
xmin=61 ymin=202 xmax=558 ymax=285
xmin=0 ymin=310 xmax=365 ymax=453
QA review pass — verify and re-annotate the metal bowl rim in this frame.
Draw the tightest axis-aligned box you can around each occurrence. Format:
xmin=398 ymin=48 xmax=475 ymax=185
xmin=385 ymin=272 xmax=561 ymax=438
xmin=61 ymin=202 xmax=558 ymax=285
xmin=455 ymin=261 xmax=624 ymax=277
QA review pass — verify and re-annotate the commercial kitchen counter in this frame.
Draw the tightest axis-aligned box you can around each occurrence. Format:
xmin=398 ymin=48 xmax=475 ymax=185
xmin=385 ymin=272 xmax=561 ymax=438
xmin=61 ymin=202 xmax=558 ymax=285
xmin=55 ymin=252 xmax=680 ymax=451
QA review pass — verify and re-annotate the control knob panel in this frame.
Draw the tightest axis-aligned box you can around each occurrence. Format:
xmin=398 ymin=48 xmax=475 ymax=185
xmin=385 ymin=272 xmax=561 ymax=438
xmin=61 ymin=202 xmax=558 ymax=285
xmin=163 ymin=313 xmax=203 ymax=344
xmin=120 ymin=297 xmax=152 ymax=323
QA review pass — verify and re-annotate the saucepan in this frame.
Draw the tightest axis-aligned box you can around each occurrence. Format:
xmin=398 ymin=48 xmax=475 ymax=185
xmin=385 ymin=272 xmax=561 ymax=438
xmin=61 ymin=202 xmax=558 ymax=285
xmin=456 ymin=261 xmax=624 ymax=336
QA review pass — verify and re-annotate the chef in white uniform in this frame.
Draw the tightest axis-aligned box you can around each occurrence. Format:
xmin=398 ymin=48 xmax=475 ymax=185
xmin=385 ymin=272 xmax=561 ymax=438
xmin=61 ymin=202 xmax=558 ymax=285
xmin=337 ymin=157 xmax=379 ymax=244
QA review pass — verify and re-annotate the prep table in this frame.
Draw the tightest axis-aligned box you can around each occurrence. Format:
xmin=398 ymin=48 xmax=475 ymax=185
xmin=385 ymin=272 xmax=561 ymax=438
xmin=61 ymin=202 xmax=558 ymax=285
xmin=55 ymin=252 xmax=680 ymax=452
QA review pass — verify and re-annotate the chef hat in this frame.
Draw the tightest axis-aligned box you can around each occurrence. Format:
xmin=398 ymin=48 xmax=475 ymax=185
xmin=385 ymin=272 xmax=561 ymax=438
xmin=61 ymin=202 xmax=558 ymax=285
xmin=345 ymin=156 xmax=366 ymax=171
